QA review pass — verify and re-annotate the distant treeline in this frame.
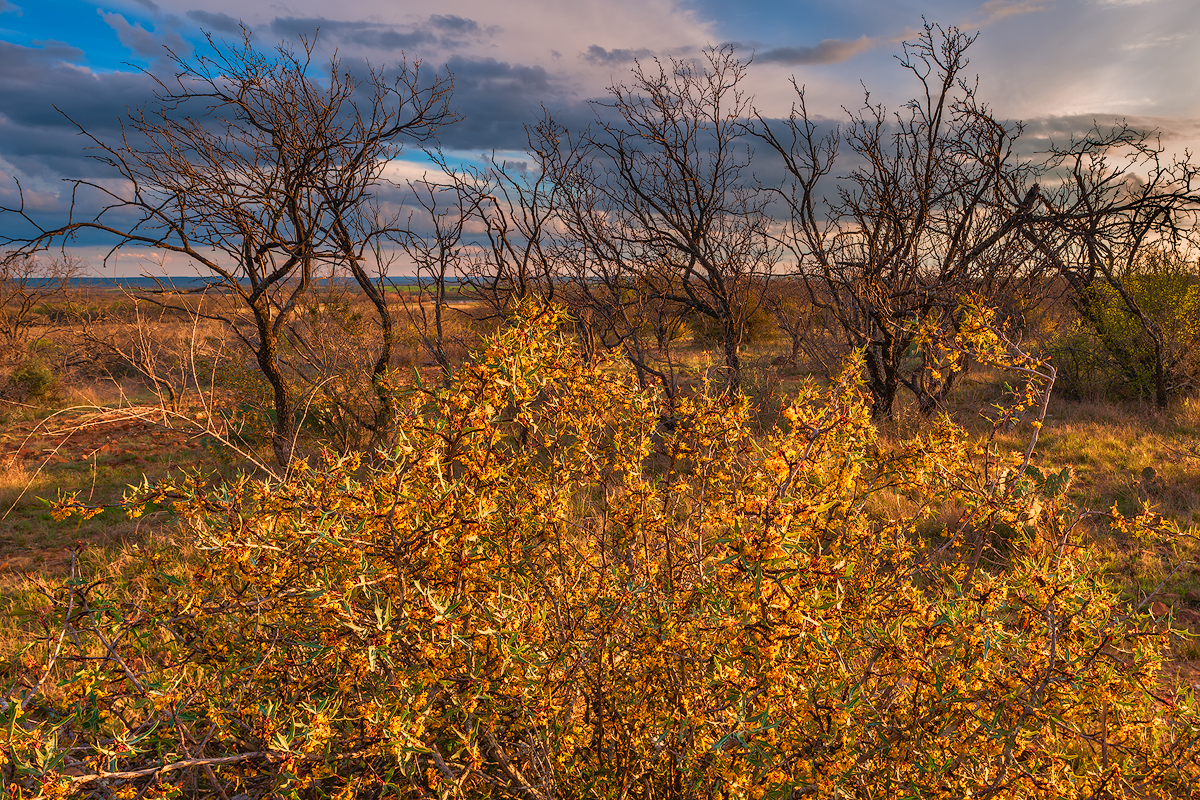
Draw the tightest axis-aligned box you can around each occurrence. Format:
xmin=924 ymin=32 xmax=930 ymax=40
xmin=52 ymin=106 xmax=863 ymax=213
xmin=57 ymin=276 xmax=460 ymax=289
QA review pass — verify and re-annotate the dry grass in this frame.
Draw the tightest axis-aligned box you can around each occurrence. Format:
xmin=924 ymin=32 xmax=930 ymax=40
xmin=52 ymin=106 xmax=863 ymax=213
xmin=952 ymin=372 xmax=1200 ymax=677
xmin=1035 ymin=398 xmax=1200 ymax=521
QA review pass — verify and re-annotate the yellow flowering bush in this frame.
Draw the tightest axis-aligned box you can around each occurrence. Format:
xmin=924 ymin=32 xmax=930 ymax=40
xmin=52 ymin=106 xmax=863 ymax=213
xmin=5 ymin=305 xmax=1198 ymax=798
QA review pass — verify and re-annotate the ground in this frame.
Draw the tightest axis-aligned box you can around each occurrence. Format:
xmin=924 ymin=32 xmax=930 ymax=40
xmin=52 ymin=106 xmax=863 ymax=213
xmin=1 ymin=406 xmax=206 ymax=574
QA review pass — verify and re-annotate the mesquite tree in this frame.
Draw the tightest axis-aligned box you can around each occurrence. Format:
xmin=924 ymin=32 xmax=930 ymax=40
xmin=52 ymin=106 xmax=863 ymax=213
xmin=1023 ymin=123 xmax=1200 ymax=407
xmin=1 ymin=31 xmax=453 ymax=466
xmin=756 ymin=23 xmax=1041 ymax=418
xmin=560 ymin=46 xmax=777 ymax=393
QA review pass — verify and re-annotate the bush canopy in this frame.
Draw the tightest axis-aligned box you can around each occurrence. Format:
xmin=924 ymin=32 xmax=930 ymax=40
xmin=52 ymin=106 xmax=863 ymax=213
xmin=8 ymin=305 xmax=1199 ymax=799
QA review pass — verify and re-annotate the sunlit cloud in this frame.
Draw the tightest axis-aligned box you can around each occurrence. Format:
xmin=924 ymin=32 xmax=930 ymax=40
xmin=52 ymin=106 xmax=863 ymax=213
xmin=971 ymin=0 xmax=1053 ymax=26
xmin=756 ymin=35 xmax=877 ymax=66
xmin=378 ymin=158 xmax=455 ymax=185
xmin=1121 ymin=32 xmax=1192 ymax=49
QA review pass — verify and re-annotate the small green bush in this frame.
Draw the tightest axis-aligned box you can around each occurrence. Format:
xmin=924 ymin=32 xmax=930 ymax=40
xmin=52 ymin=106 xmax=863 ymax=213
xmin=4 ymin=359 xmax=59 ymax=404
xmin=1061 ymin=253 xmax=1200 ymax=403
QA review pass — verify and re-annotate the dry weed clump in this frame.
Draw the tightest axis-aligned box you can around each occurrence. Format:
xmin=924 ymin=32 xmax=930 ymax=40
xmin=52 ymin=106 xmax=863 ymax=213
xmin=0 ymin=455 xmax=36 ymax=525
xmin=4 ymin=305 xmax=1198 ymax=799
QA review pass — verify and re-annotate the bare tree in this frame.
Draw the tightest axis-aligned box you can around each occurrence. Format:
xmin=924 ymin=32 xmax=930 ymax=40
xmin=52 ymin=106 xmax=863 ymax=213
xmin=763 ymin=275 xmax=825 ymax=368
xmin=393 ymin=179 xmax=474 ymax=376
xmin=756 ymin=23 xmax=1041 ymax=418
xmin=0 ymin=253 xmax=77 ymax=369
xmin=499 ymin=117 xmax=687 ymax=401
xmin=554 ymin=46 xmax=776 ymax=393
xmin=1 ymin=30 xmax=453 ymax=466
xmin=426 ymin=141 xmax=564 ymax=318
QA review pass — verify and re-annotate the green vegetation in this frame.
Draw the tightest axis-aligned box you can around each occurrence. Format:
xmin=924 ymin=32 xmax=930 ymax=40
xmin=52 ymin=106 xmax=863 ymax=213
xmin=1056 ymin=252 xmax=1200 ymax=403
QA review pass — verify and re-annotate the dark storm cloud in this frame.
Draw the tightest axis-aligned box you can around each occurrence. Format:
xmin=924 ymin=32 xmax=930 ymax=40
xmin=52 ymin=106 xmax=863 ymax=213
xmin=433 ymin=56 xmax=591 ymax=152
xmin=0 ymin=37 xmax=589 ymax=234
xmin=0 ymin=41 xmax=157 ymax=176
xmin=583 ymin=45 xmax=654 ymax=66
xmin=186 ymin=10 xmax=242 ymax=34
xmin=0 ymin=38 xmax=583 ymax=175
xmin=756 ymin=36 xmax=876 ymax=66
xmin=0 ymin=41 xmax=164 ymax=238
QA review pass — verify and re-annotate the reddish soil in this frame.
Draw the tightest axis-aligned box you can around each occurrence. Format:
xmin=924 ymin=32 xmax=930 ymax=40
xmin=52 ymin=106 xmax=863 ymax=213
xmin=1 ymin=408 xmax=202 ymax=468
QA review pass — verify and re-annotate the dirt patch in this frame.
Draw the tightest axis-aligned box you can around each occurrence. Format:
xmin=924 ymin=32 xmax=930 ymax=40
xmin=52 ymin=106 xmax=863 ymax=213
xmin=2 ymin=407 xmax=200 ymax=467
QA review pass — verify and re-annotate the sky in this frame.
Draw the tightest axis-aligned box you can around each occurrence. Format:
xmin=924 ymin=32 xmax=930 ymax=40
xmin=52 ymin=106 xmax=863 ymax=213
xmin=0 ymin=0 xmax=1197 ymax=275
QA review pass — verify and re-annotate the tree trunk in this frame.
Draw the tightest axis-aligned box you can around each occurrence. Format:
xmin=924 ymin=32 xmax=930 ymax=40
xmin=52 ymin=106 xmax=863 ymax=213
xmin=722 ymin=314 xmax=742 ymax=393
xmin=1154 ymin=339 xmax=1168 ymax=409
xmin=348 ymin=261 xmax=398 ymax=440
xmin=258 ymin=342 xmax=296 ymax=469
xmin=864 ymin=342 xmax=898 ymax=420
xmin=251 ymin=302 xmax=296 ymax=469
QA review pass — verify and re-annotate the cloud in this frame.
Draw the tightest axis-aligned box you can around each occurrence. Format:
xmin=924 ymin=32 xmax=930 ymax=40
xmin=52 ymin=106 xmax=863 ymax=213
xmin=429 ymin=15 xmax=480 ymax=35
xmin=270 ymin=17 xmax=431 ymax=49
xmin=100 ymin=11 xmax=188 ymax=63
xmin=377 ymin=157 xmax=456 ymax=186
xmin=433 ymin=55 xmax=591 ymax=152
xmin=756 ymin=36 xmax=876 ymax=66
xmin=131 ymin=0 xmax=160 ymax=11
xmin=0 ymin=41 xmax=168 ymax=244
xmin=0 ymin=42 xmax=157 ymax=170
xmin=0 ymin=154 xmax=62 ymax=212
xmin=0 ymin=1 xmax=20 ymax=15
xmin=30 ymin=40 xmax=86 ymax=62
xmin=1020 ymin=113 xmax=1200 ymax=146
xmin=976 ymin=0 xmax=1051 ymax=25
xmin=269 ymin=14 xmax=495 ymax=52
xmin=1122 ymin=32 xmax=1192 ymax=50
xmin=583 ymin=45 xmax=655 ymax=66
xmin=0 ymin=37 xmax=581 ymax=212
xmin=186 ymin=10 xmax=242 ymax=34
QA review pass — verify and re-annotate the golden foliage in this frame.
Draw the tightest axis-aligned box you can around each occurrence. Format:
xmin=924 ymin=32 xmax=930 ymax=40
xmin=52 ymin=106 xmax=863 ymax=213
xmin=6 ymin=305 xmax=1199 ymax=798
